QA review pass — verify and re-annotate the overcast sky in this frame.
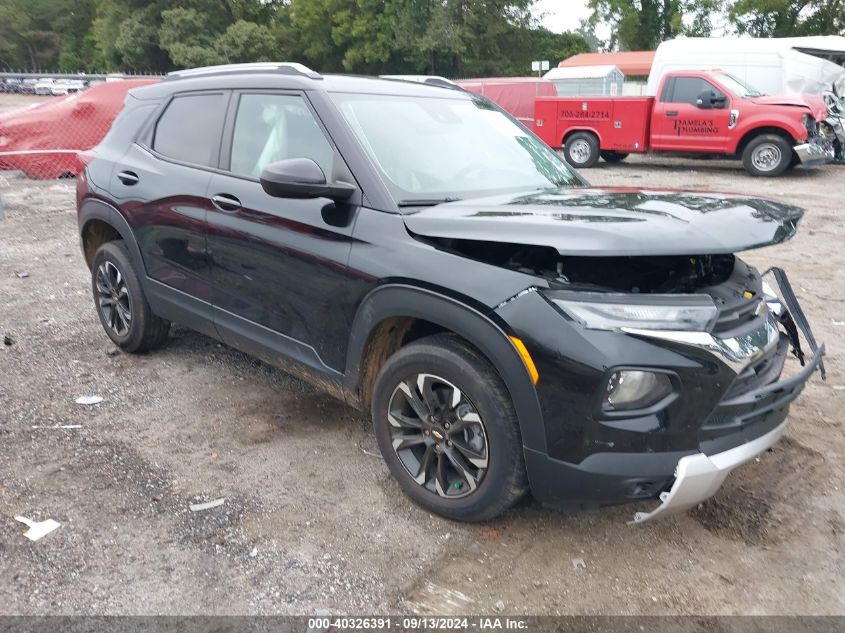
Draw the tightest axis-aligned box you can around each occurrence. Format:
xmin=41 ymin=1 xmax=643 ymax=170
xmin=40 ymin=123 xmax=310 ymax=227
xmin=534 ymin=0 xmax=593 ymax=33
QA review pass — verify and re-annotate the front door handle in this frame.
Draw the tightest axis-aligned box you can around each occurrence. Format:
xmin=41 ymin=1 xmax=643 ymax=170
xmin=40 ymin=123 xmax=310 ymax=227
xmin=211 ymin=193 xmax=241 ymax=213
xmin=117 ymin=170 xmax=139 ymax=185
xmin=666 ymin=110 xmax=679 ymax=117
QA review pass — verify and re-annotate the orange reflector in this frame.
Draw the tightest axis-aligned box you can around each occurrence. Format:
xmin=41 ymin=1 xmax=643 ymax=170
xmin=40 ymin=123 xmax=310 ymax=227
xmin=509 ymin=336 xmax=539 ymax=384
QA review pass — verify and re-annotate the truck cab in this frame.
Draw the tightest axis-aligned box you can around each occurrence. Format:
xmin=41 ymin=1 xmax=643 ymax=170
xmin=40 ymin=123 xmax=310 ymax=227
xmin=534 ymin=69 xmax=833 ymax=176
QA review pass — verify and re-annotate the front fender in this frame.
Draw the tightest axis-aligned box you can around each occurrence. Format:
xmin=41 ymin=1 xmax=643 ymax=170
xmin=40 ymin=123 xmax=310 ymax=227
xmin=728 ymin=110 xmax=809 ymax=153
xmin=343 ymin=283 xmax=547 ymax=453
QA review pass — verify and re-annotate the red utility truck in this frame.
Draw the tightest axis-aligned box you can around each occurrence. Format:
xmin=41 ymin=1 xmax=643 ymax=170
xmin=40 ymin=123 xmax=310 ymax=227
xmin=531 ymin=70 xmax=833 ymax=176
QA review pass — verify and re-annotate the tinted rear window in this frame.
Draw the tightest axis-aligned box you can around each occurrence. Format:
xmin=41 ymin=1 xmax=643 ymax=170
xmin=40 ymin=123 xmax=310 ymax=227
xmin=153 ymin=93 xmax=227 ymax=166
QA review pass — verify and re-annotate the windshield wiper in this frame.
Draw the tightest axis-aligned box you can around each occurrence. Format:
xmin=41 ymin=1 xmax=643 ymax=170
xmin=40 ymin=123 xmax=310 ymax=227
xmin=397 ymin=197 xmax=461 ymax=207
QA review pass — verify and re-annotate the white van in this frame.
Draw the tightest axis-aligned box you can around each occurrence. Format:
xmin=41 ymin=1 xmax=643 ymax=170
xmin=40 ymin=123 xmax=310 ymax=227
xmin=647 ymin=36 xmax=845 ymax=97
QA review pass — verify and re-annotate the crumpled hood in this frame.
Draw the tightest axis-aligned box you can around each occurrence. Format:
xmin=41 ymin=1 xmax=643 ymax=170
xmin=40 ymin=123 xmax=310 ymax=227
xmin=749 ymin=93 xmax=829 ymax=121
xmin=402 ymin=187 xmax=804 ymax=256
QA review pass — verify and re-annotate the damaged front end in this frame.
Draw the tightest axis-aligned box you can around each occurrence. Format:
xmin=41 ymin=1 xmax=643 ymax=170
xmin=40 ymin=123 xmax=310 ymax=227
xmin=626 ymin=268 xmax=825 ymax=523
xmin=405 ymin=188 xmax=825 ymax=522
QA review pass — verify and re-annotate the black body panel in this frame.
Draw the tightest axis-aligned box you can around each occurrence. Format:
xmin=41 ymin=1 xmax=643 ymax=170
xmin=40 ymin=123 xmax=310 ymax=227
xmin=76 ymin=68 xmax=824 ymax=512
xmin=403 ymin=188 xmax=804 ymax=256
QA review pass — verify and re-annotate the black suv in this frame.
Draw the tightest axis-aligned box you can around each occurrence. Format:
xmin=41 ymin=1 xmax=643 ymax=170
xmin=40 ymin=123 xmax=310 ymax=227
xmin=77 ymin=63 xmax=825 ymax=522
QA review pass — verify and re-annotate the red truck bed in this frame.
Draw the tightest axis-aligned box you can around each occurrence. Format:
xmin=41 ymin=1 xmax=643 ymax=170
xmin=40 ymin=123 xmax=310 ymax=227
xmin=533 ymin=96 xmax=654 ymax=152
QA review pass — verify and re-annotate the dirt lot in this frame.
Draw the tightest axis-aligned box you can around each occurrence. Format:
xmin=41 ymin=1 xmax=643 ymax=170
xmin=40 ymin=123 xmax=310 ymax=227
xmin=0 ymin=102 xmax=843 ymax=615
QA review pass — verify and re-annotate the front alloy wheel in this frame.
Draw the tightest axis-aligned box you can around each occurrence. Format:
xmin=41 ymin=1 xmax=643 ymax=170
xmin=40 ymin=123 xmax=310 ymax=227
xmin=371 ymin=334 xmax=528 ymax=521
xmin=388 ymin=373 xmax=488 ymax=498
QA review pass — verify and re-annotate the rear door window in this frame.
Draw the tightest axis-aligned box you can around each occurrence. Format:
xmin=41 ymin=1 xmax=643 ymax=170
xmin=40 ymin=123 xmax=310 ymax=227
xmin=153 ymin=93 xmax=228 ymax=167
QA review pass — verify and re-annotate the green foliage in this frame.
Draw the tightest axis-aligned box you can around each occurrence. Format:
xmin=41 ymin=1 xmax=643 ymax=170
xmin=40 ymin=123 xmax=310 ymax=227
xmin=0 ymin=0 xmax=593 ymax=76
xmin=588 ymin=0 xmax=843 ymax=51
xmin=159 ymin=8 xmax=224 ymax=67
xmin=219 ymin=20 xmax=279 ymax=63
xmin=729 ymin=0 xmax=844 ymax=37
xmin=9 ymin=0 xmax=840 ymax=76
xmin=588 ymin=0 xmax=684 ymax=50
xmin=114 ymin=8 xmax=165 ymax=70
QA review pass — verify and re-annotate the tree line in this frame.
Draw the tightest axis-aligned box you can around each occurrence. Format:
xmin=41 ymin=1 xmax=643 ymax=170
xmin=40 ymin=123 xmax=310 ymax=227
xmin=0 ymin=0 xmax=842 ymax=76
xmin=588 ymin=0 xmax=844 ymax=51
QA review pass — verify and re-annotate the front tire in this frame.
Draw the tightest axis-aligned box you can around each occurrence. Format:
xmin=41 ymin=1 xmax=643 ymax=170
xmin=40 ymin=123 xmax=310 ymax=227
xmin=371 ymin=334 xmax=528 ymax=522
xmin=564 ymin=132 xmax=600 ymax=168
xmin=91 ymin=241 xmax=170 ymax=353
xmin=742 ymin=134 xmax=792 ymax=177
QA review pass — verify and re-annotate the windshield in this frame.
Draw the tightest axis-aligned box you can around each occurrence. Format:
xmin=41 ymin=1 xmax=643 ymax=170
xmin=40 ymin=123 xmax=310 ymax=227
xmin=329 ymin=92 xmax=582 ymax=206
xmin=714 ymin=73 xmax=765 ymax=98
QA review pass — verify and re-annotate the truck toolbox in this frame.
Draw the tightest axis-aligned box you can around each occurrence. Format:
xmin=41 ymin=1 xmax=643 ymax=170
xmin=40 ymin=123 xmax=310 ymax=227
xmin=535 ymin=96 xmax=653 ymax=153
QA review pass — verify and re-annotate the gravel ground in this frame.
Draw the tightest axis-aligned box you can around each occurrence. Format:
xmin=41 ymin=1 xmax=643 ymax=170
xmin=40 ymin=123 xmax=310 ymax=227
xmin=0 ymin=102 xmax=843 ymax=615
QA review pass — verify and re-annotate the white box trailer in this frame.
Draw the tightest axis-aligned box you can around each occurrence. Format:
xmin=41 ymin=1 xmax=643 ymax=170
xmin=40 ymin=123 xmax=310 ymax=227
xmin=647 ymin=36 xmax=845 ymax=97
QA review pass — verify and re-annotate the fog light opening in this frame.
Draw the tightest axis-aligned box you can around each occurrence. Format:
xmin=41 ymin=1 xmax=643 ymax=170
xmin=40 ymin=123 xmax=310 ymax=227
xmin=603 ymin=370 xmax=673 ymax=412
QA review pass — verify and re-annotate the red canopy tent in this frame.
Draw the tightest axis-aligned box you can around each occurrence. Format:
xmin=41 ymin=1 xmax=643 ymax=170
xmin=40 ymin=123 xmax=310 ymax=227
xmin=0 ymin=79 xmax=158 ymax=179
xmin=457 ymin=77 xmax=557 ymax=126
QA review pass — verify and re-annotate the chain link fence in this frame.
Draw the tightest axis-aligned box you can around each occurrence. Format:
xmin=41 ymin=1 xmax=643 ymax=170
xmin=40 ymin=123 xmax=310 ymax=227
xmin=0 ymin=72 xmax=162 ymax=182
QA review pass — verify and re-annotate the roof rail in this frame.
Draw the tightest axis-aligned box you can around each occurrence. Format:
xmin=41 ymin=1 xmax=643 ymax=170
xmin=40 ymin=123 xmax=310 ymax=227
xmin=379 ymin=75 xmax=458 ymax=89
xmin=166 ymin=62 xmax=322 ymax=81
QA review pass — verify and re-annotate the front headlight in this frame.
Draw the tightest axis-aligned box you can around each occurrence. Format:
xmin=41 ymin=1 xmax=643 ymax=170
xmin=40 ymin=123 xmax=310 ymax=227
xmin=548 ymin=292 xmax=718 ymax=332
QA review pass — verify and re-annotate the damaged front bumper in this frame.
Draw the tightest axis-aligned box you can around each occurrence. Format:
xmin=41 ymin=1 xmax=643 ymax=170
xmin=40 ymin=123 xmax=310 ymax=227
xmin=629 ymin=269 xmax=825 ymax=524
xmin=794 ymin=137 xmax=835 ymax=166
xmin=630 ymin=344 xmax=823 ymax=523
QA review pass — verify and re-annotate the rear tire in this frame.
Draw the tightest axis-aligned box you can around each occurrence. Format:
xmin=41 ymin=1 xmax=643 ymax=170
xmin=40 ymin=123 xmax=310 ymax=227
xmin=601 ymin=151 xmax=629 ymax=163
xmin=371 ymin=334 xmax=528 ymax=522
xmin=91 ymin=241 xmax=170 ymax=353
xmin=564 ymin=132 xmax=600 ymax=168
xmin=742 ymin=134 xmax=792 ymax=177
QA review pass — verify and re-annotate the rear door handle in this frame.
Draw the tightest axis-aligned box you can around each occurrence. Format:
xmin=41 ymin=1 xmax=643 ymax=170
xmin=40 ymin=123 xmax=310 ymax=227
xmin=117 ymin=170 xmax=139 ymax=185
xmin=211 ymin=193 xmax=241 ymax=213
xmin=666 ymin=110 xmax=679 ymax=117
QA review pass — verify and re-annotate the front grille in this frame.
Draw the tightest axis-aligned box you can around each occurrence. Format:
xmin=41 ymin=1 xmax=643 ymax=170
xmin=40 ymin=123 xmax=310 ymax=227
xmin=712 ymin=294 xmax=764 ymax=337
xmin=723 ymin=335 xmax=789 ymax=400
xmin=701 ymin=336 xmax=789 ymax=431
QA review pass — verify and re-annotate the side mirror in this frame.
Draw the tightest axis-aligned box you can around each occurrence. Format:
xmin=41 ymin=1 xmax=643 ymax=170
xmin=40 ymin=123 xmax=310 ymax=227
xmin=696 ymin=90 xmax=726 ymax=109
xmin=695 ymin=90 xmax=712 ymax=109
xmin=260 ymin=158 xmax=356 ymax=201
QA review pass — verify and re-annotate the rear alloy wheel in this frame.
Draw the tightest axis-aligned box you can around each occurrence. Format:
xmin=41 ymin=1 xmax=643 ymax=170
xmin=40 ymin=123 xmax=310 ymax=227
xmin=564 ymin=132 xmax=600 ymax=168
xmin=742 ymin=134 xmax=792 ymax=177
xmin=95 ymin=260 xmax=132 ymax=337
xmin=91 ymin=241 xmax=170 ymax=353
xmin=372 ymin=334 xmax=528 ymax=522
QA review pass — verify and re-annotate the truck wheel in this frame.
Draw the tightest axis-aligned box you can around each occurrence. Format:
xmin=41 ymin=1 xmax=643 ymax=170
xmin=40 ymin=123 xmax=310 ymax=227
xmin=600 ymin=151 xmax=629 ymax=163
xmin=564 ymin=132 xmax=600 ymax=168
xmin=742 ymin=134 xmax=792 ymax=177
xmin=371 ymin=334 xmax=528 ymax=522
xmin=91 ymin=241 xmax=171 ymax=353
